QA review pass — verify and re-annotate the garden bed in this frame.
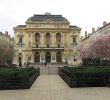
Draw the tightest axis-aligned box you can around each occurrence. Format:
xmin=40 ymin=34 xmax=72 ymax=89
xmin=59 ymin=67 xmax=110 ymax=87
xmin=0 ymin=67 xmax=40 ymax=90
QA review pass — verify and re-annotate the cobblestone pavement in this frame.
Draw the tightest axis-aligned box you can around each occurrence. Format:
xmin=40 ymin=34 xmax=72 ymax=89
xmin=0 ymin=75 xmax=110 ymax=100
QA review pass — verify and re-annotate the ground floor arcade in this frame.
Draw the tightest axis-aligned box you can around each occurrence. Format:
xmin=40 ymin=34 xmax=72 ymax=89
xmin=13 ymin=49 xmax=80 ymax=66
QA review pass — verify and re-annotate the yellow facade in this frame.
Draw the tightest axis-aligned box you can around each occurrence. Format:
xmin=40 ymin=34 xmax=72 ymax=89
xmin=13 ymin=13 xmax=81 ymax=66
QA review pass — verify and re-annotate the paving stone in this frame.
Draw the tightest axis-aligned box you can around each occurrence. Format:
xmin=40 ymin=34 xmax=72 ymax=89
xmin=0 ymin=75 xmax=110 ymax=100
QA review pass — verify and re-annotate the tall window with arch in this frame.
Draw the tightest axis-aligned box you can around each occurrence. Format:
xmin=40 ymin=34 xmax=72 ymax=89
xmin=72 ymin=34 xmax=78 ymax=54
xmin=73 ymin=34 xmax=77 ymax=46
xmin=18 ymin=32 xmax=23 ymax=47
xmin=35 ymin=33 xmax=40 ymax=44
xmin=46 ymin=33 xmax=50 ymax=44
xmin=56 ymin=33 xmax=61 ymax=44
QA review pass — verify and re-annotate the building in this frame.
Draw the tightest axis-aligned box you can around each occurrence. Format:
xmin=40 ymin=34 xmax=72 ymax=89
xmin=0 ymin=31 xmax=14 ymax=65
xmin=81 ymin=21 xmax=110 ymax=45
xmin=13 ymin=13 xmax=81 ymax=66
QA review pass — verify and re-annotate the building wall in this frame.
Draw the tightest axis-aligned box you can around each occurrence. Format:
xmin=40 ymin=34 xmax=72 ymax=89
xmin=81 ymin=21 xmax=110 ymax=46
xmin=0 ymin=32 xmax=14 ymax=65
xmin=13 ymin=14 xmax=81 ymax=66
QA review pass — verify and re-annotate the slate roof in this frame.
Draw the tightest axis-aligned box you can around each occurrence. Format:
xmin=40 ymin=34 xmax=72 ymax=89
xmin=69 ymin=25 xmax=81 ymax=30
xmin=14 ymin=25 xmax=26 ymax=28
xmin=27 ymin=14 xmax=69 ymax=22
xmin=16 ymin=25 xmax=26 ymax=28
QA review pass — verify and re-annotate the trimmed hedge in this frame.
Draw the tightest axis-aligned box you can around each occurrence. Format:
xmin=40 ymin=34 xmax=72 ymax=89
xmin=59 ymin=67 xmax=110 ymax=87
xmin=0 ymin=67 xmax=40 ymax=89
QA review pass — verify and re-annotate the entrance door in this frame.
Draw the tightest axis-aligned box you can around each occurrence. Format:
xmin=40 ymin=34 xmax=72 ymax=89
xmin=34 ymin=52 xmax=40 ymax=62
xmin=56 ymin=51 xmax=62 ymax=62
xmin=45 ymin=52 xmax=51 ymax=62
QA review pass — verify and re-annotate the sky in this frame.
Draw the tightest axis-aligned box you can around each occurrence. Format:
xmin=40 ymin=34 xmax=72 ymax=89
xmin=0 ymin=0 xmax=110 ymax=37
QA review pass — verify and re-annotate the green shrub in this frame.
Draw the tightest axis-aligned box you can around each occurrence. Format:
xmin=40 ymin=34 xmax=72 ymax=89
xmin=0 ymin=67 xmax=38 ymax=80
xmin=60 ymin=67 xmax=110 ymax=87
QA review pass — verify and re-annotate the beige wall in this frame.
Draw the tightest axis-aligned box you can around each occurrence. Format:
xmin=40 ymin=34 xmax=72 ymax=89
xmin=13 ymin=20 xmax=81 ymax=66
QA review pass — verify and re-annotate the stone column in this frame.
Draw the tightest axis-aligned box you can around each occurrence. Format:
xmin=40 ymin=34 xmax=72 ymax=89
xmin=51 ymin=51 xmax=56 ymax=63
xmin=52 ymin=33 xmax=55 ymax=47
xmin=32 ymin=33 xmax=35 ymax=47
xmin=41 ymin=32 xmax=44 ymax=47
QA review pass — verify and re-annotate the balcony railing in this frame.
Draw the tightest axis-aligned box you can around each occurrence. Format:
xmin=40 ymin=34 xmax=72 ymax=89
xmin=32 ymin=46 xmax=64 ymax=50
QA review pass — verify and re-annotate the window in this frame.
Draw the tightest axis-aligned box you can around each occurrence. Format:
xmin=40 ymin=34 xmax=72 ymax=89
xmin=36 ymin=44 xmax=38 ymax=48
xmin=74 ymin=56 xmax=77 ymax=61
xmin=28 ymin=57 xmax=31 ymax=61
xmin=56 ymin=33 xmax=61 ymax=43
xmin=58 ymin=44 xmax=60 ymax=48
xmin=47 ymin=44 xmax=49 ymax=48
xmin=19 ymin=35 xmax=22 ymax=43
xmin=35 ymin=33 xmax=40 ymax=43
xmin=46 ymin=33 xmax=50 ymax=43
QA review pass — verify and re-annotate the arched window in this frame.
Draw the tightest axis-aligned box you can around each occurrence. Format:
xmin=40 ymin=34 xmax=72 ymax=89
xmin=73 ymin=37 xmax=76 ymax=43
xmin=18 ymin=33 xmax=23 ymax=47
xmin=46 ymin=33 xmax=50 ymax=43
xmin=73 ymin=35 xmax=77 ymax=46
xmin=35 ymin=33 xmax=40 ymax=43
xmin=19 ymin=36 xmax=22 ymax=43
xmin=56 ymin=33 xmax=61 ymax=44
xmin=45 ymin=52 xmax=51 ymax=62
xmin=28 ymin=57 xmax=31 ymax=61
xmin=56 ymin=51 xmax=62 ymax=62
xmin=34 ymin=52 xmax=40 ymax=62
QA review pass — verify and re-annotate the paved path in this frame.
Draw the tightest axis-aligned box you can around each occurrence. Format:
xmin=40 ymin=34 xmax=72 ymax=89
xmin=0 ymin=75 xmax=110 ymax=100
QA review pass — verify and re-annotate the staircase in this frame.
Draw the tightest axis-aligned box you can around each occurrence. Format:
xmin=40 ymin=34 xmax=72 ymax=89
xmin=40 ymin=66 xmax=59 ymax=75
xmin=29 ymin=63 xmax=65 ymax=75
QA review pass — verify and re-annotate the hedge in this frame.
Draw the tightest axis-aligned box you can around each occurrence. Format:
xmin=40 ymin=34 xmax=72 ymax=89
xmin=59 ymin=67 xmax=110 ymax=87
xmin=0 ymin=67 xmax=40 ymax=89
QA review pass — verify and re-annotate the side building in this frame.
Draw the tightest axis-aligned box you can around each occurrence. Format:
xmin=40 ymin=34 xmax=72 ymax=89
xmin=81 ymin=21 xmax=110 ymax=45
xmin=0 ymin=31 xmax=14 ymax=65
xmin=13 ymin=13 xmax=81 ymax=66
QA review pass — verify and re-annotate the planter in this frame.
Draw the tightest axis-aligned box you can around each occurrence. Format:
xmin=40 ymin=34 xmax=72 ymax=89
xmin=59 ymin=67 xmax=110 ymax=87
xmin=0 ymin=68 xmax=40 ymax=90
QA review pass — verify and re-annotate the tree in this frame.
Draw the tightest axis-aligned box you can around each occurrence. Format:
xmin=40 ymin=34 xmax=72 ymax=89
xmin=91 ymin=35 xmax=110 ymax=66
xmin=80 ymin=34 xmax=110 ymax=66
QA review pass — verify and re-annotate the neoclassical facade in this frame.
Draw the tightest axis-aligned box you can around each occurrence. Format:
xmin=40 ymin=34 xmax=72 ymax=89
xmin=13 ymin=13 xmax=81 ymax=66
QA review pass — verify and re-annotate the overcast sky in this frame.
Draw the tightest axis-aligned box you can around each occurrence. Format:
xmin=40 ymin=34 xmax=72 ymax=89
xmin=0 ymin=0 xmax=110 ymax=37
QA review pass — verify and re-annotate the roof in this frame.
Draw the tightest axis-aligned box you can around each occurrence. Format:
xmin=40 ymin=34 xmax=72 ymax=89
xmin=16 ymin=25 xmax=26 ymax=28
xmin=99 ymin=22 xmax=110 ymax=30
xmin=14 ymin=25 xmax=26 ymax=29
xmin=69 ymin=25 xmax=81 ymax=30
xmin=27 ymin=14 xmax=69 ymax=22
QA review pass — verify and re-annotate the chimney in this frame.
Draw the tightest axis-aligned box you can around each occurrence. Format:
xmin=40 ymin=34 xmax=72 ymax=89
xmin=85 ymin=31 xmax=87 ymax=37
xmin=81 ymin=36 xmax=83 ymax=40
xmin=8 ymin=35 xmax=10 ymax=38
xmin=103 ymin=21 xmax=107 ymax=26
xmin=12 ymin=37 xmax=14 ymax=40
xmin=92 ymin=27 xmax=95 ymax=33
xmin=97 ymin=27 xmax=100 ymax=30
